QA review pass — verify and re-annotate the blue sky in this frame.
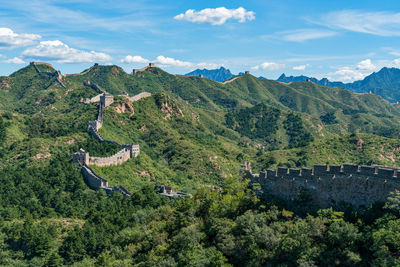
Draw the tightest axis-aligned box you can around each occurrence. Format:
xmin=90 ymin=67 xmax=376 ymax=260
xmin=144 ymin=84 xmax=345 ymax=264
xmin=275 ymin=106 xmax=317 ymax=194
xmin=1 ymin=0 xmax=400 ymax=82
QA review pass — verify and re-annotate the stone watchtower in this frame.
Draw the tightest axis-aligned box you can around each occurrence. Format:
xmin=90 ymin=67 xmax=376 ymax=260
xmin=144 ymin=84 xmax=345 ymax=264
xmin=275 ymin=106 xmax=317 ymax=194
xmin=123 ymin=144 xmax=140 ymax=157
xmin=245 ymin=71 xmax=250 ymax=75
xmin=199 ymin=74 xmax=204 ymax=78
xmin=100 ymin=93 xmax=114 ymax=107
xmin=149 ymin=63 xmax=155 ymax=67
xmin=73 ymin=148 xmax=89 ymax=166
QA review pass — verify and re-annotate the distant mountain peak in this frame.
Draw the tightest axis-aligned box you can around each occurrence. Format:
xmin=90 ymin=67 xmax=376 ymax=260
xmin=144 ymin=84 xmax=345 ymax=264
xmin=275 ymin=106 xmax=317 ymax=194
xmin=185 ymin=67 xmax=234 ymax=82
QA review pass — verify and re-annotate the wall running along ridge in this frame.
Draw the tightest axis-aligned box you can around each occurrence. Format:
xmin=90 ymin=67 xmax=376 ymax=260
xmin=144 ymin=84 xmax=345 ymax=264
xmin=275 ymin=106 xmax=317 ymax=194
xmin=244 ymin=162 xmax=400 ymax=208
xmin=132 ymin=63 xmax=155 ymax=74
xmin=30 ymin=62 xmax=66 ymax=88
xmin=73 ymin=81 xmax=143 ymax=196
xmin=119 ymin=92 xmax=152 ymax=102
xmin=64 ymin=63 xmax=98 ymax=77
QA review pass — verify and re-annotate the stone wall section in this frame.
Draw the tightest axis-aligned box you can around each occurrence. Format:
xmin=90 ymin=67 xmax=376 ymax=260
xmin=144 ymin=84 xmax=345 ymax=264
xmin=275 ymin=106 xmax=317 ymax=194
xmin=83 ymin=80 xmax=105 ymax=94
xmin=80 ymin=93 xmax=103 ymax=104
xmin=87 ymin=147 xmax=133 ymax=167
xmin=31 ymin=62 xmax=66 ymax=88
xmin=74 ymin=81 xmax=142 ymax=196
xmin=120 ymin=92 xmax=152 ymax=102
xmin=245 ymin=162 xmax=400 ymax=208
xmin=65 ymin=63 xmax=98 ymax=77
xmin=132 ymin=63 xmax=155 ymax=74
xmin=220 ymin=76 xmax=240 ymax=85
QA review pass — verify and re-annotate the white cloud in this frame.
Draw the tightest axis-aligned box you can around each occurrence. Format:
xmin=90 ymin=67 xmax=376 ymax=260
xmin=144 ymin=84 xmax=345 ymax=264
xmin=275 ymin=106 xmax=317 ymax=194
xmin=328 ymin=67 xmax=366 ymax=83
xmin=389 ymin=51 xmax=400 ymax=57
xmin=252 ymin=62 xmax=285 ymax=71
xmin=319 ymin=10 xmax=400 ymax=36
xmin=281 ymin=29 xmax=337 ymax=42
xmin=293 ymin=65 xmax=308 ymax=71
xmin=155 ymin=55 xmax=193 ymax=68
xmin=356 ymin=59 xmax=376 ymax=70
xmin=195 ymin=62 xmax=220 ymax=69
xmin=119 ymin=55 xmax=219 ymax=69
xmin=392 ymin=58 xmax=400 ymax=67
xmin=120 ymin=55 xmax=149 ymax=64
xmin=0 ymin=27 xmax=41 ymax=49
xmin=3 ymin=57 xmax=25 ymax=64
xmin=21 ymin=40 xmax=112 ymax=63
xmin=174 ymin=7 xmax=255 ymax=25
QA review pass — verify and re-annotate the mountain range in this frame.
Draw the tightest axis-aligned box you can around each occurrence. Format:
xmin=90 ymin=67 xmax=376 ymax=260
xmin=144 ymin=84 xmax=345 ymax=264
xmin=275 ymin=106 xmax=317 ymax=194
xmin=278 ymin=67 xmax=400 ymax=103
xmin=186 ymin=66 xmax=400 ymax=103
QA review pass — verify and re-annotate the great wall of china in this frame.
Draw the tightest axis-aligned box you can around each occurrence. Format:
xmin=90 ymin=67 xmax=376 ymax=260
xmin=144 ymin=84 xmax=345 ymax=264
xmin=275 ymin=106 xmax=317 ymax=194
xmin=30 ymin=61 xmax=400 ymax=204
xmin=244 ymin=162 xmax=400 ymax=208
xmin=132 ymin=63 xmax=155 ymax=74
xmin=30 ymin=62 xmax=66 ymax=88
xmin=73 ymin=81 xmax=150 ymax=196
xmin=64 ymin=63 xmax=99 ymax=77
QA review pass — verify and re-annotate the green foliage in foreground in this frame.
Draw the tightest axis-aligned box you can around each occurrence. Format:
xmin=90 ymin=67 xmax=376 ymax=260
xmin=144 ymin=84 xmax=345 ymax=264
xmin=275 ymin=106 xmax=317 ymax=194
xmin=0 ymin=117 xmax=6 ymax=145
xmin=1 ymin=155 xmax=400 ymax=266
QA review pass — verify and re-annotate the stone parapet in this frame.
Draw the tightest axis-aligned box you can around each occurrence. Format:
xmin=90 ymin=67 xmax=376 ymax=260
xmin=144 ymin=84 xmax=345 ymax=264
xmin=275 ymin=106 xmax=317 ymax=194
xmin=245 ymin=163 xmax=400 ymax=207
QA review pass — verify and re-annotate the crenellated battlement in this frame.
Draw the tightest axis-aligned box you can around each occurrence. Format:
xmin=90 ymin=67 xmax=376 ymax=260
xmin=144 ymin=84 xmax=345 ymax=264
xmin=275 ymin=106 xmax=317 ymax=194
xmin=245 ymin=161 xmax=400 ymax=208
xmin=246 ymin=163 xmax=399 ymax=180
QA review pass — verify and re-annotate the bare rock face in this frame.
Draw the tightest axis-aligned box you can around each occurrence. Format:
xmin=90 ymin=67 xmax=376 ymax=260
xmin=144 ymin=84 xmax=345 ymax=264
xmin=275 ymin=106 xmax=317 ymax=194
xmin=112 ymin=99 xmax=135 ymax=118
xmin=35 ymin=152 xmax=51 ymax=159
xmin=357 ymin=138 xmax=364 ymax=150
xmin=156 ymin=94 xmax=184 ymax=120
xmin=1 ymin=78 xmax=10 ymax=92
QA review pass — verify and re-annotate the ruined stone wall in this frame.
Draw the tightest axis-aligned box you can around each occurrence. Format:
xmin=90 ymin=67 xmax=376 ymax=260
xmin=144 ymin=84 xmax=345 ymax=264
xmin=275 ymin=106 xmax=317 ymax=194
xmin=247 ymin=164 xmax=400 ymax=208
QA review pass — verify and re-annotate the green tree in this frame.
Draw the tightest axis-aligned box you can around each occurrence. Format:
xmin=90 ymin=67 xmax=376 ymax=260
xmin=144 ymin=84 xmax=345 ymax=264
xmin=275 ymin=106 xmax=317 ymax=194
xmin=0 ymin=117 xmax=6 ymax=146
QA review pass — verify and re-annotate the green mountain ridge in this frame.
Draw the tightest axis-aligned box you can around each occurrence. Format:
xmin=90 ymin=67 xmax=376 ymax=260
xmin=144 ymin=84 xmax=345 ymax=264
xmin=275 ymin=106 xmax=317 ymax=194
xmin=2 ymin=62 xmax=400 ymax=180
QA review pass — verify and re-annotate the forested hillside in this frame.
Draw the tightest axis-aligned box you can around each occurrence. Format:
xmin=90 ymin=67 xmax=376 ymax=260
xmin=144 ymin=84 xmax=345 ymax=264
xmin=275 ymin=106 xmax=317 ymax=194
xmin=1 ymin=63 xmax=400 ymax=265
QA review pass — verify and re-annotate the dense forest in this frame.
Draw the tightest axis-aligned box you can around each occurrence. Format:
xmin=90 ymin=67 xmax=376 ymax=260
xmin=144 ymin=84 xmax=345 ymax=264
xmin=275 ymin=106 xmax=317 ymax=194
xmin=1 ymin=154 xmax=400 ymax=266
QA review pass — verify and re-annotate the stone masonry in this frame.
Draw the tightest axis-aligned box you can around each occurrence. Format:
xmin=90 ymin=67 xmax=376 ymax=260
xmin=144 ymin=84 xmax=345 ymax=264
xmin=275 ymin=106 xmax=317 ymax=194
xmin=245 ymin=162 xmax=400 ymax=208
xmin=74 ymin=81 xmax=143 ymax=196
